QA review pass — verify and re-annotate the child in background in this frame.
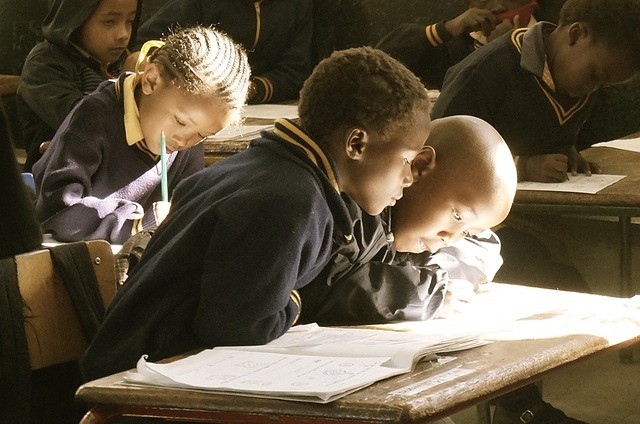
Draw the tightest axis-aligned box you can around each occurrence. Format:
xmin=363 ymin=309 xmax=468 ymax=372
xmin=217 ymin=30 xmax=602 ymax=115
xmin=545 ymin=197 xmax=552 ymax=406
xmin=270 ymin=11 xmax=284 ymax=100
xmin=33 ymin=26 xmax=251 ymax=244
xmin=298 ymin=115 xmax=517 ymax=325
xmin=432 ymin=0 xmax=640 ymax=183
xmin=17 ymin=0 xmax=142 ymax=171
xmin=377 ymin=0 xmax=538 ymax=90
xmin=80 ymin=46 xmax=432 ymax=382
xmin=130 ymin=0 xmax=313 ymax=104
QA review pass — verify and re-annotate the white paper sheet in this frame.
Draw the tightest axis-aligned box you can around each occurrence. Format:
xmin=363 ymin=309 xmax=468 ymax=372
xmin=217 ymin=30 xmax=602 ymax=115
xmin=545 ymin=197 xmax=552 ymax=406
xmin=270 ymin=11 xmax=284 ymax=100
xmin=592 ymin=136 xmax=640 ymax=152
xmin=242 ymin=104 xmax=298 ymax=120
xmin=517 ymin=173 xmax=625 ymax=194
xmin=206 ymin=124 xmax=273 ymax=141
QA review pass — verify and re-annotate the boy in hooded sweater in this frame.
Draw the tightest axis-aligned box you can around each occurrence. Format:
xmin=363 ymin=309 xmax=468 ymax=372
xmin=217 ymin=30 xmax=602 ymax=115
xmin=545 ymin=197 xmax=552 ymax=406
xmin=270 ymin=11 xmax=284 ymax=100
xmin=17 ymin=0 xmax=141 ymax=171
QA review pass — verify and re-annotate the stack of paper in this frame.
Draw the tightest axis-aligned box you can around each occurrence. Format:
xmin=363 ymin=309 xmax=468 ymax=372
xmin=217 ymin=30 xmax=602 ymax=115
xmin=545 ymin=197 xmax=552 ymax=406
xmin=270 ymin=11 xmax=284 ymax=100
xmin=124 ymin=323 xmax=486 ymax=403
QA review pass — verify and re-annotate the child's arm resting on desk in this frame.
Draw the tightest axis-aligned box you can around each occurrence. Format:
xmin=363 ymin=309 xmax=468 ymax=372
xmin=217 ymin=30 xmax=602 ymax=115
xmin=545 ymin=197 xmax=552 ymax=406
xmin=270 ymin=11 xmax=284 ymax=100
xmin=303 ymin=230 xmax=502 ymax=325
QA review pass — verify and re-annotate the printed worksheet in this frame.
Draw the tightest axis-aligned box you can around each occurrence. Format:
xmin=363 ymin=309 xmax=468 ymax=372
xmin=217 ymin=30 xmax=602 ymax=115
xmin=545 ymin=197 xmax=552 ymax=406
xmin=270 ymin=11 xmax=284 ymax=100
xmin=517 ymin=174 xmax=625 ymax=194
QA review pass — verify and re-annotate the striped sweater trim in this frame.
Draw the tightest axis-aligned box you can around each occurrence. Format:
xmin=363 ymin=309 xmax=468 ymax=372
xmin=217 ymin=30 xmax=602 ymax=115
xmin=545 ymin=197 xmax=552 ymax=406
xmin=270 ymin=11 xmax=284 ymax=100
xmin=272 ymin=118 xmax=339 ymax=193
xmin=425 ymin=23 xmax=445 ymax=46
xmin=510 ymin=28 xmax=592 ymax=125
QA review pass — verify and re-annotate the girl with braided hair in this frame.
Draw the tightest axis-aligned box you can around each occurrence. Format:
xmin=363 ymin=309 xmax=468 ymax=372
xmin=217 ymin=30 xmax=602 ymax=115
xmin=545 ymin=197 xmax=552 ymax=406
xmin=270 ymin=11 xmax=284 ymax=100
xmin=33 ymin=26 xmax=251 ymax=244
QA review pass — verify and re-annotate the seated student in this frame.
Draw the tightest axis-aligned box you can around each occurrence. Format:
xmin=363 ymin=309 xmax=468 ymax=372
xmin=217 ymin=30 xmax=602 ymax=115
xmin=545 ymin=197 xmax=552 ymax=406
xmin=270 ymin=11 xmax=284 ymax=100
xmin=17 ymin=0 xmax=142 ymax=172
xmin=32 ymin=26 xmax=251 ymax=245
xmin=129 ymin=0 xmax=313 ymax=104
xmin=377 ymin=0 xmax=538 ymax=90
xmin=432 ymin=0 xmax=640 ymax=183
xmin=80 ymin=46 xmax=433 ymax=382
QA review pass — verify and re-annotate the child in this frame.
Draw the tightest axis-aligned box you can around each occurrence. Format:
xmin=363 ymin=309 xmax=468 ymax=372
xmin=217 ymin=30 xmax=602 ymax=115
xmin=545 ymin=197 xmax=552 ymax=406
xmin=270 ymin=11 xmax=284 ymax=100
xmin=32 ymin=26 xmax=251 ymax=244
xmin=377 ymin=0 xmax=537 ymax=90
xmin=80 ymin=46 xmax=432 ymax=382
xmin=129 ymin=0 xmax=313 ymax=104
xmin=17 ymin=0 xmax=142 ymax=171
xmin=298 ymin=115 xmax=517 ymax=325
xmin=432 ymin=0 xmax=640 ymax=183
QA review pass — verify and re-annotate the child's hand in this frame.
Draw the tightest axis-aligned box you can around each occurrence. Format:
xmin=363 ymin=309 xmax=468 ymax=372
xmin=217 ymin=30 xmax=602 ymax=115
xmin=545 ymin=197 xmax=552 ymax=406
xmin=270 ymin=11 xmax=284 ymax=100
xmin=557 ymin=145 xmax=603 ymax=176
xmin=523 ymin=154 xmax=569 ymax=182
xmin=445 ymin=8 xmax=498 ymax=38
xmin=485 ymin=15 xmax=518 ymax=43
xmin=437 ymin=279 xmax=477 ymax=318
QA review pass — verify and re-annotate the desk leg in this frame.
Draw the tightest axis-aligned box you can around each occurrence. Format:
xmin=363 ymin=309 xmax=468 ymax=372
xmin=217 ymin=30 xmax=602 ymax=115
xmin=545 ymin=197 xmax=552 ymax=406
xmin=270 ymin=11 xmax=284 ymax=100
xmin=619 ymin=216 xmax=635 ymax=364
xmin=80 ymin=406 xmax=123 ymax=424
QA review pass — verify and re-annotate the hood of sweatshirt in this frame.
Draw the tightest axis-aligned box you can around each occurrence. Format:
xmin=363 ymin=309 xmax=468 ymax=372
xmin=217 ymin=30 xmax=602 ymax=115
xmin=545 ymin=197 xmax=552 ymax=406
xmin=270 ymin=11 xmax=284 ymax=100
xmin=42 ymin=0 xmax=141 ymax=50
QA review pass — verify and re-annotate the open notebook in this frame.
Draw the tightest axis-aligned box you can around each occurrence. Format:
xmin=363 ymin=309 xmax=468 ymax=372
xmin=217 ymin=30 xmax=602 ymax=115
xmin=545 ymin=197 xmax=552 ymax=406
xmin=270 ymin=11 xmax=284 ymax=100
xmin=124 ymin=323 xmax=486 ymax=403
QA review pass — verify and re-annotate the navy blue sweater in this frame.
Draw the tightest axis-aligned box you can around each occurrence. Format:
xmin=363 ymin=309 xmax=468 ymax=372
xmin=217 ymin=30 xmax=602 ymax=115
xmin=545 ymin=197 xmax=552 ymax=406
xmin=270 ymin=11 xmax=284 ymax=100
xmin=135 ymin=0 xmax=312 ymax=104
xmin=33 ymin=77 xmax=204 ymax=244
xmin=432 ymin=22 xmax=595 ymax=157
xmin=81 ymin=119 xmax=352 ymax=381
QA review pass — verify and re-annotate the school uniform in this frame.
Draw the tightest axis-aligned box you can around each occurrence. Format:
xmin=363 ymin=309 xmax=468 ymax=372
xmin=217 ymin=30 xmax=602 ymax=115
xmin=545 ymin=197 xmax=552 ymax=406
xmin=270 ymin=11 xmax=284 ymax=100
xmin=376 ymin=21 xmax=481 ymax=90
xmin=80 ymin=119 xmax=354 ymax=381
xmin=16 ymin=0 xmax=141 ymax=171
xmin=298 ymin=202 xmax=503 ymax=325
xmin=32 ymin=73 xmax=204 ymax=245
xmin=135 ymin=0 xmax=312 ymax=104
xmin=432 ymin=22 xmax=596 ymax=158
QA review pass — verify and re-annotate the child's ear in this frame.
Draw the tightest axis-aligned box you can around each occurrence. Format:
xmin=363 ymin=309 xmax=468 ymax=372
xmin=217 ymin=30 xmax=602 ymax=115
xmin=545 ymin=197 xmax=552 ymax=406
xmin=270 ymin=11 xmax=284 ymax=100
xmin=412 ymin=146 xmax=436 ymax=181
xmin=140 ymin=63 xmax=162 ymax=95
xmin=567 ymin=22 xmax=588 ymax=46
xmin=344 ymin=128 xmax=368 ymax=160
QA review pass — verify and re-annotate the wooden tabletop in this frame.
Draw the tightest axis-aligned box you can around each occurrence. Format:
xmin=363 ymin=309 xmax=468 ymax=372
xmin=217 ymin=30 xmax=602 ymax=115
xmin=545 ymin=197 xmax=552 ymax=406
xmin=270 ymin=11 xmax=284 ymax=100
xmin=76 ymin=283 xmax=640 ymax=424
xmin=515 ymin=147 xmax=640 ymax=208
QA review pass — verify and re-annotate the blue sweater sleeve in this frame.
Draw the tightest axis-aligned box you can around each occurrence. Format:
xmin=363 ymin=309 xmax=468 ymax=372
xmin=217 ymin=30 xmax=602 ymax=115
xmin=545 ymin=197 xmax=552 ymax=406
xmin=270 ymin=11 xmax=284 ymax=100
xmin=192 ymin=187 xmax=333 ymax=346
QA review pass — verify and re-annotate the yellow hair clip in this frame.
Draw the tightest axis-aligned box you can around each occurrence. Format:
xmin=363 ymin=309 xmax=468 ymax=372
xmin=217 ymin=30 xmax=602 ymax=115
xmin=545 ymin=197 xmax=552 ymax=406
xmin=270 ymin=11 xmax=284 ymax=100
xmin=134 ymin=40 xmax=166 ymax=80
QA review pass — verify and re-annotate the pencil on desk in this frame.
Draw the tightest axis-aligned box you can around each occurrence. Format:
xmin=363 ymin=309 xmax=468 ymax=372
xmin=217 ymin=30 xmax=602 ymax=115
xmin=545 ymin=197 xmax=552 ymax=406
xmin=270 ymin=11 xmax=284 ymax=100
xmin=160 ymin=131 xmax=168 ymax=202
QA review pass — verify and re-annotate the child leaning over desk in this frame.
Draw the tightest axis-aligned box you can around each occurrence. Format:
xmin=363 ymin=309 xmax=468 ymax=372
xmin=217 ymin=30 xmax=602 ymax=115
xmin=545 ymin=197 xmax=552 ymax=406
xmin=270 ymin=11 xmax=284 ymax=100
xmin=17 ymin=0 xmax=142 ymax=172
xmin=32 ymin=26 xmax=251 ymax=245
xmin=432 ymin=0 xmax=640 ymax=183
xmin=297 ymin=115 xmax=517 ymax=325
xmin=80 ymin=46 xmax=433 ymax=382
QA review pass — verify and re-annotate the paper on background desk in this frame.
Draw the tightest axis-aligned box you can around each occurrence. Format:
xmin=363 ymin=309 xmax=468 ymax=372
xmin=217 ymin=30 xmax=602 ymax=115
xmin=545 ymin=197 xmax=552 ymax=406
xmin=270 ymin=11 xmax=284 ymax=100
xmin=592 ymin=136 xmax=640 ymax=152
xmin=517 ymin=173 xmax=625 ymax=194
xmin=242 ymin=104 xmax=298 ymax=120
xmin=206 ymin=124 xmax=273 ymax=141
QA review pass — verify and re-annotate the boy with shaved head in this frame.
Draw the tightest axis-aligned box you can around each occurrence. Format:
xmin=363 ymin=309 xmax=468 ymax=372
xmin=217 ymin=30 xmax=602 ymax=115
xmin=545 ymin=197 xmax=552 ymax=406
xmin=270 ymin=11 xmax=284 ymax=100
xmin=298 ymin=114 xmax=517 ymax=325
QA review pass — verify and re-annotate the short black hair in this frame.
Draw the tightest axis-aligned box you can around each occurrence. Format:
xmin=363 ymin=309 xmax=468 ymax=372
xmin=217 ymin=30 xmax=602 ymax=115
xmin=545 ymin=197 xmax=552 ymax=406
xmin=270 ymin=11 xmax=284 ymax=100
xmin=298 ymin=46 xmax=431 ymax=146
xmin=559 ymin=0 xmax=640 ymax=67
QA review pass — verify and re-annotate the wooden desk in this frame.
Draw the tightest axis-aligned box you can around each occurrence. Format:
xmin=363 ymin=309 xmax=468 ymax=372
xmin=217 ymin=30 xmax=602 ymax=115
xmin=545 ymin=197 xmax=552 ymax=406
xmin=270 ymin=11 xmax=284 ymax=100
xmin=76 ymin=283 xmax=640 ymax=424
xmin=512 ymin=146 xmax=640 ymax=299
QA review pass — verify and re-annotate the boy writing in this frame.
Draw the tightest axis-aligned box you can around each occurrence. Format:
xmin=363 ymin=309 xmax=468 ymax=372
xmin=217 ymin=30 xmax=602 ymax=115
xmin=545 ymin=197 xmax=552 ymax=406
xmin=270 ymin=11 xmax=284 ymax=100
xmin=80 ymin=46 xmax=433 ymax=381
xmin=377 ymin=0 xmax=538 ymax=90
xmin=33 ymin=26 xmax=251 ymax=244
xmin=17 ymin=0 xmax=141 ymax=171
xmin=432 ymin=0 xmax=640 ymax=183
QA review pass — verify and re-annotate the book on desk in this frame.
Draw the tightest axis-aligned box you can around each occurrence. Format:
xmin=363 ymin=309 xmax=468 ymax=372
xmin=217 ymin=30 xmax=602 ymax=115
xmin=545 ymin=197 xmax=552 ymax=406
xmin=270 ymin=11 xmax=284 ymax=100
xmin=123 ymin=323 xmax=486 ymax=403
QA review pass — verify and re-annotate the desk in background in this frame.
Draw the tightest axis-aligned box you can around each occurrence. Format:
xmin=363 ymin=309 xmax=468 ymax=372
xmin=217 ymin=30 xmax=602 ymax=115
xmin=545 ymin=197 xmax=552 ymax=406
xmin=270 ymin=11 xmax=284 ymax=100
xmin=76 ymin=283 xmax=640 ymax=424
xmin=513 ymin=146 xmax=640 ymax=299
